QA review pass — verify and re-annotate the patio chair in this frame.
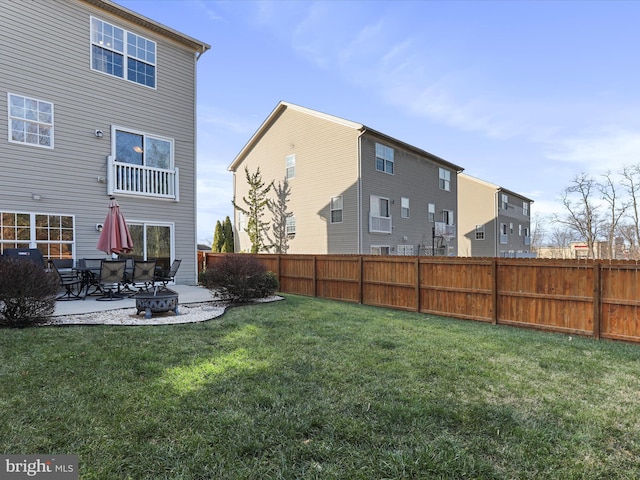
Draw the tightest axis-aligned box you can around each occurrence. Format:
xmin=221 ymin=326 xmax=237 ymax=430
xmin=129 ymin=260 xmax=158 ymax=292
xmin=154 ymin=259 xmax=181 ymax=288
xmin=51 ymin=259 xmax=83 ymax=301
xmin=96 ymin=260 xmax=127 ymax=301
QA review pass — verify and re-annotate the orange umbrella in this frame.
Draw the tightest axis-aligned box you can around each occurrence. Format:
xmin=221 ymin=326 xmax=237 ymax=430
xmin=97 ymin=197 xmax=134 ymax=256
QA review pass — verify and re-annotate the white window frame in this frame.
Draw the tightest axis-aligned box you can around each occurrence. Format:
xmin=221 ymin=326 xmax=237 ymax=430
xmin=113 ymin=126 xmax=174 ymax=169
xmin=7 ymin=93 xmax=54 ymax=149
xmin=375 ymin=143 xmax=394 ymax=174
xmin=439 ymin=168 xmax=451 ymax=191
xmin=510 ymin=222 xmax=514 ymax=234
xmin=500 ymin=223 xmax=508 ymax=244
xmin=126 ymin=221 xmax=175 ymax=274
xmin=397 ymin=244 xmax=414 ymax=255
xmin=0 ymin=210 xmax=75 ymax=259
xmin=286 ymin=154 xmax=296 ymax=179
xmin=519 ymin=224 xmax=523 ymax=236
xmin=286 ymin=216 xmax=296 ymax=235
xmin=475 ymin=225 xmax=485 ymax=240
xmin=442 ymin=209 xmax=454 ymax=226
xmin=90 ymin=16 xmax=157 ymax=89
xmin=523 ymin=201 xmax=529 ymax=216
xmin=502 ymin=194 xmax=509 ymax=210
xmin=369 ymin=195 xmax=392 ymax=233
xmin=428 ymin=203 xmax=435 ymax=223
xmin=330 ymin=196 xmax=343 ymax=224
xmin=371 ymin=245 xmax=390 ymax=255
xmin=401 ymin=197 xmax=410 ymax=218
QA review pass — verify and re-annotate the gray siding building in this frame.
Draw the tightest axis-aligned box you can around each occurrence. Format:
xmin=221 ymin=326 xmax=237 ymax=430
xmin=0 ymin=0 xmax=209 ymax=283
xmin=457 ymin=173 xmax=533 ymax=257
xmin=229 ymin=102 xmax=463 ymax=256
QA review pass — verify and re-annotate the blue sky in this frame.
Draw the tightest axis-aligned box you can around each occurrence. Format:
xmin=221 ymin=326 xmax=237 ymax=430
xmin=116 ymin=0 xmax=640 ymax=245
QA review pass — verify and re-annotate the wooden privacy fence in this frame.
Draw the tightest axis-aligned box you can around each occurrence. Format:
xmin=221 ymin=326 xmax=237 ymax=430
xmin=199 ymin=252 xmax=640 ymax=344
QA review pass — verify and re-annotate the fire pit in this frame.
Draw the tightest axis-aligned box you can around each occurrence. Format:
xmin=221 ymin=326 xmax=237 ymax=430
xmin=135 ymin=288 xmax=179 ymax=319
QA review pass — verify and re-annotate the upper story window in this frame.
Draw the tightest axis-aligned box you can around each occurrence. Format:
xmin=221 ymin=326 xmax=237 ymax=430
xmin=428 ymin=203 xmax=435 ymax=222
xmin=375 ymin=143 xmax=394 ymax=174
xmin=501 ymin=194 xmax=509 ymax=210
xmin=115 ymin=128 xmax=173 ymax=169
xmin=442 ymin=209 xmax=454 ymax=225
xmin=523 ymin=201 xmax=529 ymax=216
xmin=330 ymin=196 xmax=343 ymax=224
xmin=439 ymin=168 xmax=450 ymax=191
xmin=401 ymin=197 xmax=410 ymax=218
xmin=8 ymin=93 xmax=53 ymax=148
xmin=286 ymin=216 xmax=296 ymax=235
xmin=286 ymin=154 xmax=296 ymax=179
xmin=475 ymin=225 xmax=485 ymax=240
xmin=91 ymin=17 xmax=156 ymax=88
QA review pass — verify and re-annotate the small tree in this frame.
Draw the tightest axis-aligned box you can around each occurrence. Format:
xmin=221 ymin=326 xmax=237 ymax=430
xmin=222 ymin=215 xmax=234 ymax=253
xmin=212 ymin=220 xmax=224 ymax=253
xmin=232 ymin=167 xmax=273 ymax=253
xmin=267 ymin=177 xmax=292 ymax=254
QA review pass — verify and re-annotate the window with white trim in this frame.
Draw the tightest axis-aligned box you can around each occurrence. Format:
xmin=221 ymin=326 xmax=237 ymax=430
xmin=523 ymin=201 xmax=529 ymax=216
xmin=286 ymin=216 xmax=296 ymax=235
xmin=397 ymin=244 xmax=414 ymax=255
xmin=439 ymin=168 xmax=451 ymax=191
xmin=442 ymin=209 xmax=454 ymax=225
xmin=369 ymin=195 xmax=391 ymax=233
xmin=475 ymin=225 xmax=485 ymax=240
xmin=8 ymin=93 xmax=53 ymax=148
xmin=330 ymin=196 xmax=343 ymax=223
xmin=371 ymin=245 xmax=390 ymax=255
xmin=286 ymin=154 xmax=296 ymax=179
xmin=401 ymin=197 xmax=410 ymax=218
xmin=238 ymin=211 xmax=246 ymax=232
xmin=375 ymin=143 xmax=394 ymax=174
xmin=114 ymin=127 xmax=173 ymax=169
xmin=502 ymin=194 xmax=509 ymax=210
xmin=428 ymin=203 xmax=435 ymax=222
xmin=91 ymin=17 xmax=156 ymax=88
xmin=0 ymin=211 xmax=74 ymax=260
xmin=500 ymin=223 xmax=508 ymax=244
xmin=518 ymin=224 xmax=522 ymax=236
xmin=510 ymin=222 xmax=514 ymax=234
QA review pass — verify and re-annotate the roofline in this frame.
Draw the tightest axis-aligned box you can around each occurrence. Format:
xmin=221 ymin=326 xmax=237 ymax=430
xmin=228 ymin=101 xmax=464 ymax=173
xmin=82 ymin=0 xmax=211 ymax=55
xmin=459 ymin=172 xmax=534 ymax=203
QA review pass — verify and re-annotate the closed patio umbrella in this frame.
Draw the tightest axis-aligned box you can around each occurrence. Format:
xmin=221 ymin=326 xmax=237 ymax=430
xmin=97 ymin=197 xmax=134 ymax=256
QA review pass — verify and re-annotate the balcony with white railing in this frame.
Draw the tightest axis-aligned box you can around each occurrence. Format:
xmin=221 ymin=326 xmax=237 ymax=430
xmin=369 ymin=214 xmax=392 ymax=233
xmin=108 ymin=157 xmax=179 ymax=201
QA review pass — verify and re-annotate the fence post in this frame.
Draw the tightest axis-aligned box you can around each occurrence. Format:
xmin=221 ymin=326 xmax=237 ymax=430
xmin=415 ymin=257 xmax=420 ymax=312
xmin=313 ymin=255 xmax=317 ymax=298
xmin=359 ymin=255 xmax=363 ymax=305
xmin=593 ymin=262 xmax=601 ymax=339
xmin=492 ymin=258 xmax=498 ymax=325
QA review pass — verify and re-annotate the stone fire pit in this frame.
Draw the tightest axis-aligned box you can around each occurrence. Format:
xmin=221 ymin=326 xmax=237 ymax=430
xmin=135 ymin=288 xmax=179 ymax=319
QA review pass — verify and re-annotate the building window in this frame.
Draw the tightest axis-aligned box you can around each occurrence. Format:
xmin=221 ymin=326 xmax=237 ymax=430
xmin=330 ymin=196 xmax=343 ymax=224
xmin=502 ymin=194 xmax=509 ymax=210
xmin=375 ymin=143 xmax=394 ymax=174
xmin=401 ymin=197 xmax=410 ymax=218
xmin=510 ymin=222 xmax=514 ymax=234
xmin=286 ymin=216 xmax=296 ymax=235
xmin=371 ymin=245 xmax=390 ymax=255
xmin=369 ymin=195 xmax=391 ymax=233
xmin=126 ymin=222 xmax=173 ymax=274
xmin=518 ymin=224 xmax=522 ymax=236
xmin=439 ymin=168 xmax=451 ymax=191
xmin=475 ymin=225 xmax=485 ymax=240
xmin=523 ymin=201 xmax=529 ymax=216
xmin=91 ymin=17 xmax=156 ymax=88
xmin=238 ymin=211 xmax=246 ymax=231
xmin=286 ymin=154 xmax=296 ymax=179
xmin=115 ymin=128 xmax=172 ymax=169
xmin=500 ymin=223 xmax=508 ymax=244
xmin=0 ymin=211 xmax=74 ymax=260
xmin=428 ymin=203 xmax=435 ymax=222
xmin=397 ymin=244 xmax=414 ymax=255
xmin=8 ymin=93 xmax=54 ymax=148
xmin=442 ymin=209 xmax=454 ymax=225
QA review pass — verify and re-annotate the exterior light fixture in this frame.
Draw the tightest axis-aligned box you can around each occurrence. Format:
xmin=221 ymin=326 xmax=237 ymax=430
xmin=96 ymin=223 xmax=104 ymax=232
xmin=95 ymin=129 xmax=104 ymax=138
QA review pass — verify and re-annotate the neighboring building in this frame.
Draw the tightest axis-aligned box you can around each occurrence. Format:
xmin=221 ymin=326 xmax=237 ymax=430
xmin=0 ymin=0 xmax=209 ymax=284
xmin=229 ymin=101 xmax=463 ymax=256
xmin=457 ymin=173 xmax=534 ymax=257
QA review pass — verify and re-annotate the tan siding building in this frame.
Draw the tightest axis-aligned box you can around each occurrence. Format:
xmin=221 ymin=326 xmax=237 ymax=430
xmin=0 ymin=0 xmax=209 ymax=283
xmin=229 ymin=102 xmax=463 ymax=255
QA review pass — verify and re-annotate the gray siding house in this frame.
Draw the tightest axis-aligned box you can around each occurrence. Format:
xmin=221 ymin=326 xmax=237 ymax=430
xmin=229 ymin=102 xmax=463 ymax=256
xmin=457 ymin=173 xmax=534 ymax=257
xmin=0 ymin=0 xmax=209 ymax=284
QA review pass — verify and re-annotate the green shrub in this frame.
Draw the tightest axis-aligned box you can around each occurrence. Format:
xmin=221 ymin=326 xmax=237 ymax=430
xmin=0 ymin=257 xmax=58 ymax=327
xmin=202 ymin=254 xmax=279 ymax=303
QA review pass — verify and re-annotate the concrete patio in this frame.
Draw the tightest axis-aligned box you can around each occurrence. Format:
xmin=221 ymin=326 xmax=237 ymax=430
xmin=53 ymin=284 xmax=214 ymax=317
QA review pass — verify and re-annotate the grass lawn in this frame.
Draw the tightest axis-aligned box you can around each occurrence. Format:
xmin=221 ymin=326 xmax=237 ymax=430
xmin=2 ymin=294 xmax=640 ymax=479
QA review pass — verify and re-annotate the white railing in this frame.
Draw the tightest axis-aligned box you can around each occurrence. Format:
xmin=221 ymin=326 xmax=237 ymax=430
xmin=500 ymin=234 xmax=508 ymax=244
xmin=524 ymin=236 xmax=531 ymax=246
xmin=108 ymin=157 xmax=179 ymax=201
xmin=434 ymin=222 xmax=456 ymax=238
xmin=369 ymin=214 xmax=392 ymax=233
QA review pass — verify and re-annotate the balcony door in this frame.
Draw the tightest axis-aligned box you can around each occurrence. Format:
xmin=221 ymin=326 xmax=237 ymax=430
xmin=126 ymin=222 xmax=173 ymax=272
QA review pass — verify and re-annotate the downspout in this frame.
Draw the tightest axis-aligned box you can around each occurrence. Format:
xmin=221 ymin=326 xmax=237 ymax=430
xmin=357 ymin=128 xmax=367 ymax=254
xmin=494 ymin=189 xmax=499 ymax=257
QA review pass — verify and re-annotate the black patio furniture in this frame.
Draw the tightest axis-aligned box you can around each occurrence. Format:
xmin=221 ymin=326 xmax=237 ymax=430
xmin=129 ymin=260 xmax=158 ymax=292
xmin=96 ymin=260 xmax=127 ymax=301
xmin=74 ymin=258 xmax=105 ymax=298
xmin=154 ymin=259 xmax=181 ymax=288
xmin=50 ymin=259 xmax=83 ymax=301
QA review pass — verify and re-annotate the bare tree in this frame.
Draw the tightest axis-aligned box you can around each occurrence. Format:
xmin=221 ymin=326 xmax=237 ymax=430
xmin=620 ymin=164 xmax=640 ymax=251
xmin=554 ymin=173 xmax=603 ymax=259
xmin=267 ymin=177 xmax=293 ymax=254
xmin=529 ymin=213 xmax=546 ymax=252
xmin=599 ymin=171 xmax=628 ymax=259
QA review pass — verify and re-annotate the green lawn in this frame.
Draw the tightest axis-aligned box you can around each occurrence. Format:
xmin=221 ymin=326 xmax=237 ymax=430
xmin=2 ymin=294 xmax=640 ymax=479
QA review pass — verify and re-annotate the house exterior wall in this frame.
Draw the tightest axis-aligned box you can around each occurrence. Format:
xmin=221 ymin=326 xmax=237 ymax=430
xmin=359 ymin=133 xmax=458 ymax=256
xmin=0 ymin=0 xmax=207 ymax=284
xmin=458 ymin=173 xmax=532 ymax=257
xmin=232 ymin=107 xmax=361 ymax=254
